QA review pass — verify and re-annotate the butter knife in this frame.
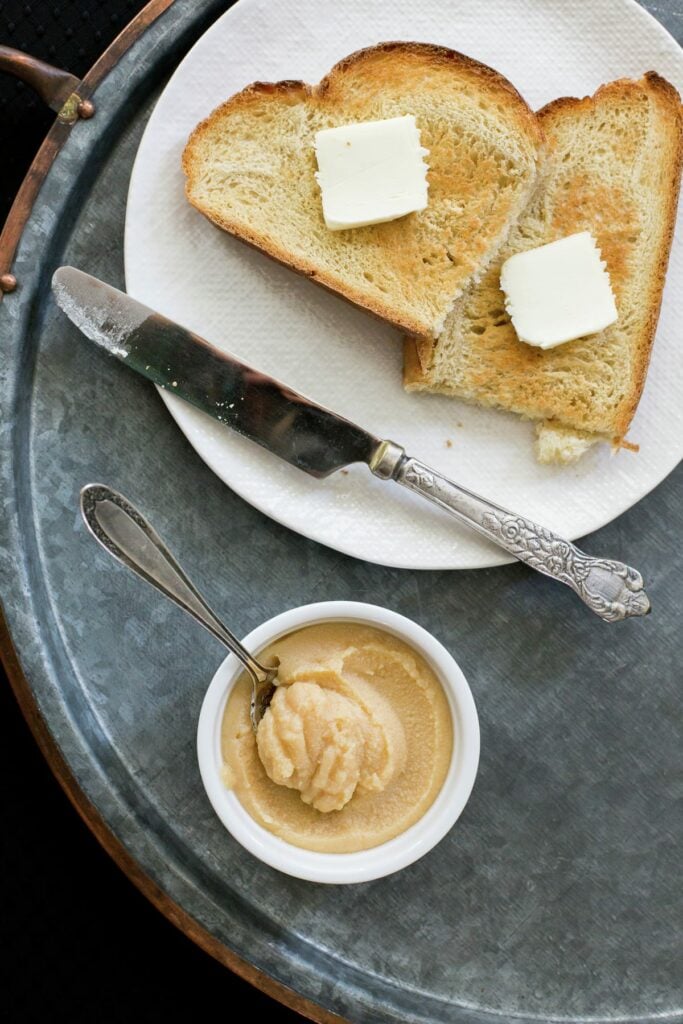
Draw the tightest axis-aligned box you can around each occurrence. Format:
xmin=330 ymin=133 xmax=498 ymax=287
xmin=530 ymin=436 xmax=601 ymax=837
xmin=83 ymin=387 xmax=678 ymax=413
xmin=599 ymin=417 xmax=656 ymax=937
xmin=52 ymin=267 xmax=650 ymax=622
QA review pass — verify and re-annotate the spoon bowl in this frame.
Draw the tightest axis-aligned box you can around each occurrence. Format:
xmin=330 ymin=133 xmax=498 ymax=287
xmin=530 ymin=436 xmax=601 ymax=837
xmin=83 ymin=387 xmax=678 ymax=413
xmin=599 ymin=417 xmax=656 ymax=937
xmin=80 ymin=483 xmax=277 ymax=730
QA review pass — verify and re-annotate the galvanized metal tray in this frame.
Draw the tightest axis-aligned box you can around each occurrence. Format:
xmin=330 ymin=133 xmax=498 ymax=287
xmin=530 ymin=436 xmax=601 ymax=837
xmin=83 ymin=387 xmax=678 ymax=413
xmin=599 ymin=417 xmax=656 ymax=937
xmin=1 ymin=2 xmax=682 ymax=1021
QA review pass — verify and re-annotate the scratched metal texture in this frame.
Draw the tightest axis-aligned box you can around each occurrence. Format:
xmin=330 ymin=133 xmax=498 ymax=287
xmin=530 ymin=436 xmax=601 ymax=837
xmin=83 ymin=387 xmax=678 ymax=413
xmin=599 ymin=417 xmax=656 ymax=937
xmin=0 ymin=2 xmax=681 ymax=1022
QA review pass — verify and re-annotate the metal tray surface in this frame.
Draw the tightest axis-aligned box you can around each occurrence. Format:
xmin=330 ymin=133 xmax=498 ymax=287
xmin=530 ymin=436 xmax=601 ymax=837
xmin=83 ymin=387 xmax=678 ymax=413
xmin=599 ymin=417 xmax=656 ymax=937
xmin=1 ymin=2 xmax=682 ymax=1022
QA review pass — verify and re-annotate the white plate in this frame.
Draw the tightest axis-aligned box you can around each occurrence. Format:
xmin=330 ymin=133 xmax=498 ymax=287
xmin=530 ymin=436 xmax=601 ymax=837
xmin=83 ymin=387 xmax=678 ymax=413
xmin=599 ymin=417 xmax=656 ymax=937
xmin=124 ymin=0 xmax=683 ymax=570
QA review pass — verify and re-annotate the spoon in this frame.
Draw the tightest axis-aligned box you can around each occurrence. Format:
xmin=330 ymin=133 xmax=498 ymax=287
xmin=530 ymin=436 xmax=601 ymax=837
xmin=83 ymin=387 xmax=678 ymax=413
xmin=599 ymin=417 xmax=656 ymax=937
xmin=80 ymin=483 xmax=278 ymax=730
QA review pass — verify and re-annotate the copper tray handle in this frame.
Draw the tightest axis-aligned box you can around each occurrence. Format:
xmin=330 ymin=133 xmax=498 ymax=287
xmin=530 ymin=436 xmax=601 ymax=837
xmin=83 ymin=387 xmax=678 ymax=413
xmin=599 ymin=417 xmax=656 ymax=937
xmin=0 ymin=46 xmax=95 ymax=294
xmin=0 ymin=45 xmax=95 ymax=123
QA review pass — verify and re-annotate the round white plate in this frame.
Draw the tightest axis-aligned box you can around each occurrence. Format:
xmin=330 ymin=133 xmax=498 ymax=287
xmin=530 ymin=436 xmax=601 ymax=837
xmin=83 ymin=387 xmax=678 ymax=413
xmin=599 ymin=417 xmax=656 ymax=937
xmin=124 ymin=0 xmax=683 ymax=570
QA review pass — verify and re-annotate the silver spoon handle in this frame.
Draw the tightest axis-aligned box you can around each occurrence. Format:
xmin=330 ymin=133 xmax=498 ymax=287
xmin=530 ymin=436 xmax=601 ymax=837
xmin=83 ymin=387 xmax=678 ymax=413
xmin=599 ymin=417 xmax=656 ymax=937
xmin=372 ymin=444 xmax=650 ymax=622
xmin=80 ymin=484 xmax=270 ymax=682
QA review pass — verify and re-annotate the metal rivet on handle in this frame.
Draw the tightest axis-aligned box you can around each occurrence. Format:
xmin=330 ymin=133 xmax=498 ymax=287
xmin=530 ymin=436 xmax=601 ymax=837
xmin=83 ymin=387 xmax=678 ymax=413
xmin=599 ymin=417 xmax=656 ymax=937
xmin=77 ymin=98 xmax=95 ymax=119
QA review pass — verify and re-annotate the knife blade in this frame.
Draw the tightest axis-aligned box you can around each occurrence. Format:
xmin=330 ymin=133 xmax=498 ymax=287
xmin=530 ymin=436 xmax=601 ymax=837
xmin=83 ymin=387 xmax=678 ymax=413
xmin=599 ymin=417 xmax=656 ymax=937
xmin=51 ymin=267 xmax=379 ymax=478
xmin=52 ymin=266 xmax=650 ymax=622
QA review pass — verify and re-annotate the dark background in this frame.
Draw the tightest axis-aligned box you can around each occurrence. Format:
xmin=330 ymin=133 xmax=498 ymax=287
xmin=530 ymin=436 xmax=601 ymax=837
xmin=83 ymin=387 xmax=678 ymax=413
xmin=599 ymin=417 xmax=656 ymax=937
xmin=1 ymin=3 xmax=303 ymax=1021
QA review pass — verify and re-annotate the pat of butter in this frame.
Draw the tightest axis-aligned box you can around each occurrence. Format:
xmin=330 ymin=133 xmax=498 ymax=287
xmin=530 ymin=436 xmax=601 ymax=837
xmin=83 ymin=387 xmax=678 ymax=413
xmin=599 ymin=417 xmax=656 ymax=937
xmin=500 ymin=231 xmax=618 ymax=349
xmin=314 ymin=115 xmax=429 ymax=231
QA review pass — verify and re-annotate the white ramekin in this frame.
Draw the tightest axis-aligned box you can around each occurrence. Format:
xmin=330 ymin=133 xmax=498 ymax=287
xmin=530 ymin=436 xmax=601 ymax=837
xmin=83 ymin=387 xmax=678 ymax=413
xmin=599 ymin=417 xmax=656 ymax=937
xmin=197 ymin=601 xmax=479 ymax=884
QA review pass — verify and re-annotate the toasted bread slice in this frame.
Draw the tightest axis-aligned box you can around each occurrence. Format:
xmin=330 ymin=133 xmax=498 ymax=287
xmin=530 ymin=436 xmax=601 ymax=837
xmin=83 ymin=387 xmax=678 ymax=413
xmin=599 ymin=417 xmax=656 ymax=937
xmin=182 ymin=42 xmax=542 ymax=340
xmin=405 ymin=74 xmax=683 ymax=459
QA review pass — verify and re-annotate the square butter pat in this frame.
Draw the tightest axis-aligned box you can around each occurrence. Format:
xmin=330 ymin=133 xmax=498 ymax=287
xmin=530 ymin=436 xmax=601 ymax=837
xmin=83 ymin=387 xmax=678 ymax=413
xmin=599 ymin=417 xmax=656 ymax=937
xmin=500 ymin=231 xmax=618 ymax=349
xmin=314 ymin=115 xmax=429 ymax=231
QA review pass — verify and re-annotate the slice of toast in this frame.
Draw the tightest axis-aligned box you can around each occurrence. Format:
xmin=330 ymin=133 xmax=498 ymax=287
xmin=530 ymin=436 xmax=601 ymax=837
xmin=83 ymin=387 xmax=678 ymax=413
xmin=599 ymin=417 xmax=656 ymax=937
xmin=405 ymin=74 xmax=683 ymax=459
xmin=182 ymin=42 xmax=542 ymax=340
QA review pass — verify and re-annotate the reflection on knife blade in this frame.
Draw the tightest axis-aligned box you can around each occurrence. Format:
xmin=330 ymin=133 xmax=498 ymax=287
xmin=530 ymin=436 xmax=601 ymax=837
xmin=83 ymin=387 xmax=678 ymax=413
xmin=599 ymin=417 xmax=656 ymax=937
xmin=52 ymin=266 xmax=381 ymax=478
xmin=51 ymin=266 xmax=651 ymax=621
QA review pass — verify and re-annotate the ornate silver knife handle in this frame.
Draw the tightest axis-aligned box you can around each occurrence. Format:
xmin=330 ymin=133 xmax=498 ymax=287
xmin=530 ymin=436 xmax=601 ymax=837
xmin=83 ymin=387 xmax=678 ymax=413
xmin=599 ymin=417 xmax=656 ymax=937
xmin=370 ymin=442 xmax=650 ymax=623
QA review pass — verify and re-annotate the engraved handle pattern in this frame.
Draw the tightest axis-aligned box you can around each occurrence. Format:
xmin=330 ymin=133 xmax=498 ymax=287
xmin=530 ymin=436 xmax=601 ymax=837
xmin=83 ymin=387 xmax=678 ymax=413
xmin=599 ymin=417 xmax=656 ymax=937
xmin=396 ymin=457 xmax=650 ymax=622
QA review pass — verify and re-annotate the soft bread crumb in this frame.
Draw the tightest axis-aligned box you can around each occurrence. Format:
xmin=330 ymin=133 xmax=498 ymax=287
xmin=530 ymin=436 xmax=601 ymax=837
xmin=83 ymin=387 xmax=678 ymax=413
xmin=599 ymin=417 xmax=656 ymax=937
xmin=535 ymin=422 xmax=598 ymax=464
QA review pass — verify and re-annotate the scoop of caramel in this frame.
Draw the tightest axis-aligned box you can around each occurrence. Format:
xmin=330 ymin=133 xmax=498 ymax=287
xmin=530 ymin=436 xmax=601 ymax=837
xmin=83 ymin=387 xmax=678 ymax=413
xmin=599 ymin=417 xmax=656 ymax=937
xmin=256 ymin=680 xmax=406 ymax=812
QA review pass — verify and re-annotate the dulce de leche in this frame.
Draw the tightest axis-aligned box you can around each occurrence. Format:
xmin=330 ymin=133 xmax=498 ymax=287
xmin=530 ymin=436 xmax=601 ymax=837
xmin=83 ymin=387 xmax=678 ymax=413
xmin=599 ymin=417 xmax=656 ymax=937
xmin=221 ymin=622 xmax=452 ymax=853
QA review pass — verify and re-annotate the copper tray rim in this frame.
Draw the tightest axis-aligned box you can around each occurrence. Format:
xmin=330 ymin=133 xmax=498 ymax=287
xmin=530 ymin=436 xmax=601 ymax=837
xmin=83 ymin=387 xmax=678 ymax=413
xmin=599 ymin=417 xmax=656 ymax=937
xmin=0 ymin=4 xmax=342 ymax=1021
